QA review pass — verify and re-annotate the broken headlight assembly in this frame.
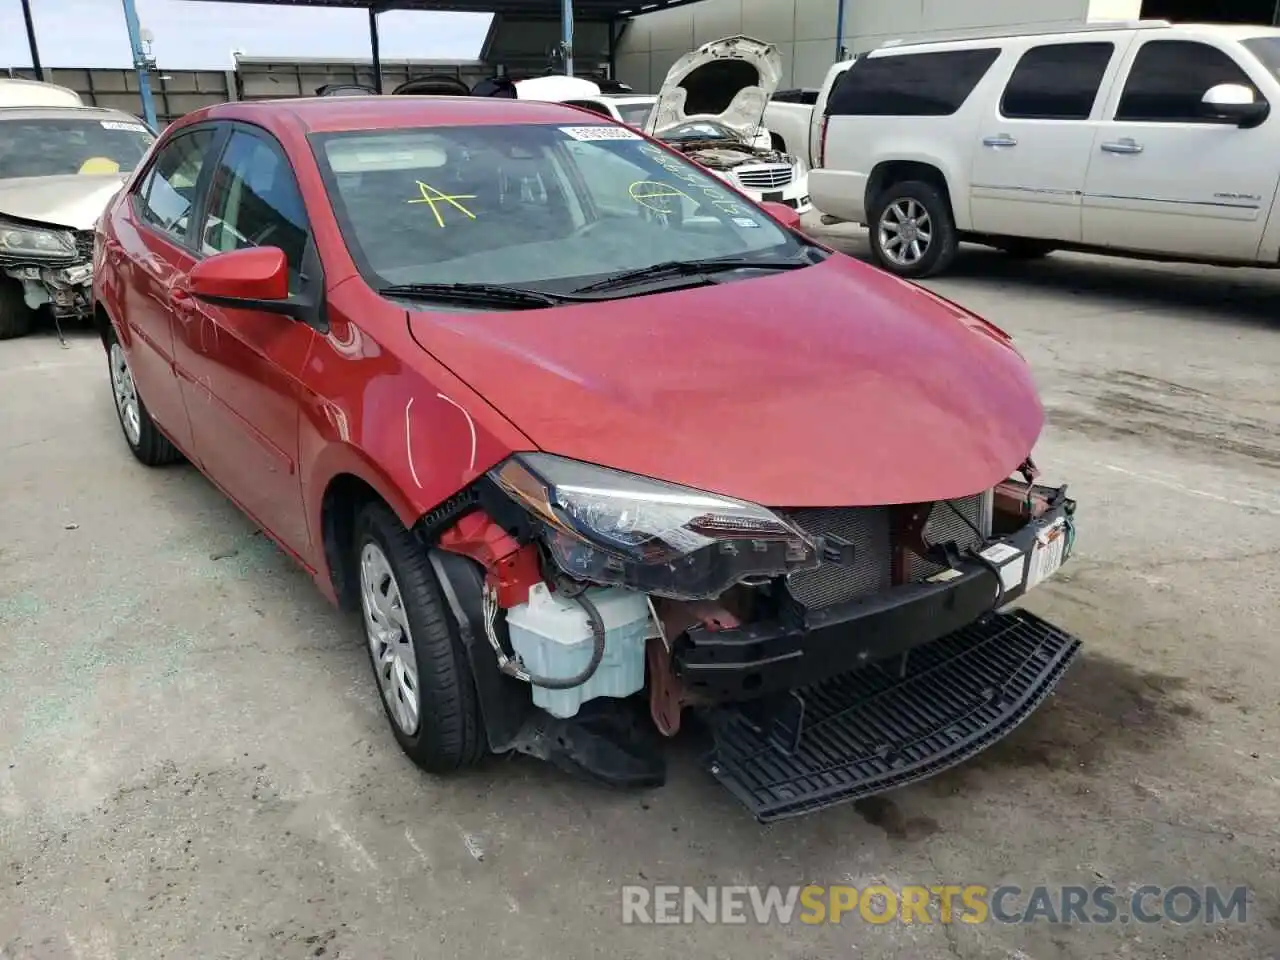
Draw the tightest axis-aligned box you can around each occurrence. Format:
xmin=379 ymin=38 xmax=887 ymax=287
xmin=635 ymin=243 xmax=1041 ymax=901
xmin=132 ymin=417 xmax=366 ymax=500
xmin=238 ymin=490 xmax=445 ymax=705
xmin=0 ymin=218 xmax=76 ymax=260
xmin=489 ymin=453 xmax=820 ymax=600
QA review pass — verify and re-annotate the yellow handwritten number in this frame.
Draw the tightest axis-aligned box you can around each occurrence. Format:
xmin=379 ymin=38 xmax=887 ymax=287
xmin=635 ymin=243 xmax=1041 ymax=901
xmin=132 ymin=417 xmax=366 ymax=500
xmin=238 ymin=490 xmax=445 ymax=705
xmin=407 ymin=180 xmax=477 ymax=228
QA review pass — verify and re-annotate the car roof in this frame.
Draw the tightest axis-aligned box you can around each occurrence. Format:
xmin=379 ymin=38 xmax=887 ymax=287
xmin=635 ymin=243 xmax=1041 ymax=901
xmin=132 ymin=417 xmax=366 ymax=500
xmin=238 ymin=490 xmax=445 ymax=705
xmin=0 ymin=104 xmax=147 ymax=123
xmin=189 ymin=95 xmax=612 ymax=135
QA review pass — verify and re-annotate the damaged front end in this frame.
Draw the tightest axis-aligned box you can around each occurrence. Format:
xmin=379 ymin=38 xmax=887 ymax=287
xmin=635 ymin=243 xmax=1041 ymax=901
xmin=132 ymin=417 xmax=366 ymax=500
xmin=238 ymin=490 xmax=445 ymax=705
xmin=0 ymin=215 xmax=95 ymax=321
xmin=418 ymin=452 xmax=1081 ymax=821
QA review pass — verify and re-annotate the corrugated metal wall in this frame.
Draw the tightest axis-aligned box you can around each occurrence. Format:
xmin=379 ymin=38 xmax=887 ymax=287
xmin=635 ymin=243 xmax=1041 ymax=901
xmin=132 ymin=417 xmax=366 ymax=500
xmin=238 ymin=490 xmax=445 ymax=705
xmin=2 ymin=59 xmax=494 ymax=125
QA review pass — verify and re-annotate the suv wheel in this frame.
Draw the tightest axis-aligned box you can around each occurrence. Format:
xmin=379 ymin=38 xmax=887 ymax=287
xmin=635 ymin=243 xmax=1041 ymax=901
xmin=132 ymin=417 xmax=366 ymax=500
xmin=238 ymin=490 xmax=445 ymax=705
xmin=869 ymin=180 xmax=958 ymax=279
xmin=0 ymin=279 xmax=34 ymax=340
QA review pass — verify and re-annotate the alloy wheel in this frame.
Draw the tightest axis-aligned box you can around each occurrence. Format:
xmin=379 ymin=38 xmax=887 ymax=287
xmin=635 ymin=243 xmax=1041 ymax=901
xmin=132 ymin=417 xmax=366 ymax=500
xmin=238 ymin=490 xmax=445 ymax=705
xmin=877 ymin=198 xmax=933 ymax=267
xmin=360 ymin=542 xmax=421 ymax=736
xmin=109 ymin=342 xmax=142 ymax=447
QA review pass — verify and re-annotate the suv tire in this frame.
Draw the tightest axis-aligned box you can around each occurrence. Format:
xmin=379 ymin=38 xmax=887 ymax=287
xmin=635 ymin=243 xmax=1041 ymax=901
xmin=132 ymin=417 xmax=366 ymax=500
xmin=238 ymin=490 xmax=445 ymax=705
xmin=868 ymin=179 xmax=958 ymax=279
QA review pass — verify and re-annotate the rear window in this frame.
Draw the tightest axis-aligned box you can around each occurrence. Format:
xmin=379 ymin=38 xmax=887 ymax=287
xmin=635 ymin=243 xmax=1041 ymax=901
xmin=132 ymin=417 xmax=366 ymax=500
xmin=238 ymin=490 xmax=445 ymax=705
xmin=827 ymin=48 xmax=1001 ymax=117
xmin=312 ymin=123 xmax=801 ymax=295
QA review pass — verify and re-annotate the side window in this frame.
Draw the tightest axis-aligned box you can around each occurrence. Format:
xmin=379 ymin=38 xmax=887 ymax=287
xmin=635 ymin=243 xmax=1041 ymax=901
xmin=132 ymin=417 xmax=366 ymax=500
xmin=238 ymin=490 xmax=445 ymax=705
xmin=200 ymin=129 xmax=311 ymax=286
xmin=564 ymin=99 xmax=613 ymax=118
xmin=826 ymin=48 xmax=1001 ymax=117
xmin=136 ymin=129 xmax=216 ymax=242
xmin=1001 ymin=42 xmax=1115 ymax=120
xmin=1116 ymin=40 xmax=1262 ymax=123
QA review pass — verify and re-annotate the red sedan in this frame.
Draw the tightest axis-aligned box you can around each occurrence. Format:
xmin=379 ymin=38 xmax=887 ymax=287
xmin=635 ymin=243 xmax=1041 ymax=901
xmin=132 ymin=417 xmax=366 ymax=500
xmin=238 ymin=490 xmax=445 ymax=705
xmin=93 ymin=95 xmax=1080 ymax=821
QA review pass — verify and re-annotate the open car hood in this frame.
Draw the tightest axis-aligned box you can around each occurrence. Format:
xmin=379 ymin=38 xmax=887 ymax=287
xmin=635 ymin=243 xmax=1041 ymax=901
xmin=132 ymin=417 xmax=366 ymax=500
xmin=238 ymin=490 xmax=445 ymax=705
xmin=645 ymin=35 xmax=782 ymax=142
xmin=0 ymin=173 xmax=127 ymax=231
xmin=406 ymin=258 xmax=1044 ymax=508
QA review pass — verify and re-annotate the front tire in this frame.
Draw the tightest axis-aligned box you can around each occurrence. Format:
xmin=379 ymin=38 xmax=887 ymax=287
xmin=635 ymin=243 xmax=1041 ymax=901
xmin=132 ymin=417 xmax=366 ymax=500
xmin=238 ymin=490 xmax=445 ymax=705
xmin=106 ymin=328 xmax=182 ymax=466
xmin=868 ymin=180 xmax=958 ymax=279
xmin=355 ymin=501 xmax=487 ymax=773
xmin=0 ymin=279 xmax=34 ymax=340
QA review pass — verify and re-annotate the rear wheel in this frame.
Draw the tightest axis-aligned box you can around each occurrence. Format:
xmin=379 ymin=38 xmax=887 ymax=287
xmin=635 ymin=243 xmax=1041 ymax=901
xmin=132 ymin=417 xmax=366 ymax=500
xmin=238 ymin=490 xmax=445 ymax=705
xmin=0 ymin=279 xmax=34 ymax=340
xmin=106 ymin=328 xmax=182 ymax=466
xmin=355 ymin=501 xmax=487 ymax=773
xmin=868 ymin=180 xmax=958 ymax=279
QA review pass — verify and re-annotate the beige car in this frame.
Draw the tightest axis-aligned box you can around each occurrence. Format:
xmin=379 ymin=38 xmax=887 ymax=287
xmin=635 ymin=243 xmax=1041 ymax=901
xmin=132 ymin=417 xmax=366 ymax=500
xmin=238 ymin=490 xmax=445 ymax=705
xmin=0 ymin=80 xmax=156 ymax=339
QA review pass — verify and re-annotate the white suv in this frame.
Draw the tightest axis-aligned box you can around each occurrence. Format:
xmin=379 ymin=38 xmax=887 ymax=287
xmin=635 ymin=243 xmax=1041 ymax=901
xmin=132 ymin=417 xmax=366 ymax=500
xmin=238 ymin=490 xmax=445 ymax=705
xmin=809 ymin=20 xmax=1280 ymax=278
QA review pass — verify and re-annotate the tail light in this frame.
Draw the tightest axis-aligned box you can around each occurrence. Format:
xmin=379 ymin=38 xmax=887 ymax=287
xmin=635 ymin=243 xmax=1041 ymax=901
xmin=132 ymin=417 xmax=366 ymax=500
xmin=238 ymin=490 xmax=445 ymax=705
xmin=818 ymin=115 xmax=830 ymax=168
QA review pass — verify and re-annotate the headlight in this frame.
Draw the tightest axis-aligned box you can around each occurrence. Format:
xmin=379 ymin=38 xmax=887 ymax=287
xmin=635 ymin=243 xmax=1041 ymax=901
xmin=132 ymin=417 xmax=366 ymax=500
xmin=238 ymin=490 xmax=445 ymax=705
xmin=0 ymin=220 xmax=76 ymax=259
xmin=489 ymin=453 xmax=819 ymax=600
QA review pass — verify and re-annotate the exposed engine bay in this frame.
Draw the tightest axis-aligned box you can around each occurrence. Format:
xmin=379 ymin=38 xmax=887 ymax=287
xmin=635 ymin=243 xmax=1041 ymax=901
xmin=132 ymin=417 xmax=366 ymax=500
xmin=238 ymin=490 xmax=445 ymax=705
xmin=673 ymin=140 xmax=793 ymax=170
xmin=416 ymin=453 xmax=1080 ymax=820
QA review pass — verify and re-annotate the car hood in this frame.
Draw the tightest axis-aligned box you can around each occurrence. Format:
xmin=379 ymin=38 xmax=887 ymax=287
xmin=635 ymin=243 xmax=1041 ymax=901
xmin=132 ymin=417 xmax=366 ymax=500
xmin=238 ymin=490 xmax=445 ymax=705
xmin=645 ymin=35 xmax=782 ymax=142
xmin=0 ymin=173 xmax=128 ymax=230
xmin=406 ymin=258 xmax=1044 ymax=507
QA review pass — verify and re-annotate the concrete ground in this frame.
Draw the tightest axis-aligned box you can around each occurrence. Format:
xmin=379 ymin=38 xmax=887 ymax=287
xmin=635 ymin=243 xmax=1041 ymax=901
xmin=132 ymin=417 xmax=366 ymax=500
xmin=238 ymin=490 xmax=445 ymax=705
xmin=2 ymin=231 xmax=1279 ymax=959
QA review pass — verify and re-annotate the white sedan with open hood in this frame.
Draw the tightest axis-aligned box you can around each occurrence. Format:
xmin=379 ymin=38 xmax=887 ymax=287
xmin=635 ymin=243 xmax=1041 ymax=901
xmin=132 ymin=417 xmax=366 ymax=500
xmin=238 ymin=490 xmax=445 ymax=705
xmin=514 ymin=39 xmax=811 ymax=215
xmin=0 ymin=86 xmax=155 ymax=339
xmin=644 ymin=36 xmax=811 ymax=214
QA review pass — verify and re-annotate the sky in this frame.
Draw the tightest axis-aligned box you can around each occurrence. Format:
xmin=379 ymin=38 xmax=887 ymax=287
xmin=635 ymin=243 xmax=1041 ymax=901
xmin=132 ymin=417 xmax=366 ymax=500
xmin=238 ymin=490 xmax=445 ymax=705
xmin=2 ymin=0 xmax=494 ymax=69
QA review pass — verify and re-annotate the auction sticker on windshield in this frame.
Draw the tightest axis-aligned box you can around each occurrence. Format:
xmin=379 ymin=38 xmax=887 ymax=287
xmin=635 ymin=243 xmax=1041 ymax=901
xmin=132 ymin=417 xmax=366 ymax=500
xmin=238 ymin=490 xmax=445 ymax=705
xmin=101 ymin=120 xmax=148 ymax=133
xmin=559 ymin=125 xmax=642 ymax=141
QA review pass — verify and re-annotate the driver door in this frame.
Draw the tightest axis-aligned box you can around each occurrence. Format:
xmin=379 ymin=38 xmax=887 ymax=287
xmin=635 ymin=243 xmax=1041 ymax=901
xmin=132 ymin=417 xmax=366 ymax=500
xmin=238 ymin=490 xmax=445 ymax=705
xmin=1081 ymin=37 xmax=1280 ymax=260
xmin=173 ymin=124 xmax=316 ymax=557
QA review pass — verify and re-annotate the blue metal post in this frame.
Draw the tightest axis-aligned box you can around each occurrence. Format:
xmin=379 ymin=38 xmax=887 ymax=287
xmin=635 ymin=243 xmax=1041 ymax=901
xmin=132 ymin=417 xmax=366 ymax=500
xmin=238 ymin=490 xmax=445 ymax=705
xmin=120 ymin=0 xmax=158 ymax=128
xmin=561 ymin=0 xmax=574 ymax=76
xmin=835 ymin=0 xmax=847 ymax=61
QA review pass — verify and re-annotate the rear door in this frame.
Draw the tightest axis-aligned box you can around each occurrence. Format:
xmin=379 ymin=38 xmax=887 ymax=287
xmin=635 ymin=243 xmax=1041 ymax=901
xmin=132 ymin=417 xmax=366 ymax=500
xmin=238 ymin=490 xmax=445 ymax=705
xmin=1081 ymin=36 xmax=1280 ymax=259
xmin=969 ymin=38 xmax=1131 ymax=242
xmin=117 ymin=125 xmax=222 ymax=457
xmin=176 ymin=124 xmax=316 ymax=556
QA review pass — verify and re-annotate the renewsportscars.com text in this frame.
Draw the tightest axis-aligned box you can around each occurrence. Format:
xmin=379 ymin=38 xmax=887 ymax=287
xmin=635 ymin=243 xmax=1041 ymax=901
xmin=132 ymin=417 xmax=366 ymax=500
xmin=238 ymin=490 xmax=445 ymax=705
xmin=621 ymin=884 xmax=1250 ymax=926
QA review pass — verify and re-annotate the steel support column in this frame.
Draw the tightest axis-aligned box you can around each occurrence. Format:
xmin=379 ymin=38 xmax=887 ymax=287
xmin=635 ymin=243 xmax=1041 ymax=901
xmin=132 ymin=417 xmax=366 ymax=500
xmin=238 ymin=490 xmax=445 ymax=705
xmin=561 ymin=0 xmax=574 ymax=76
xmin=369 ymin=6 xmax=384 ymax=92
xmin=835 ymin=0 xmax=847 ymax=61
xmin=19 ymin=0 xmax=44 ymax=82
xmin=120 ymin=0 xmax=158 ymax=128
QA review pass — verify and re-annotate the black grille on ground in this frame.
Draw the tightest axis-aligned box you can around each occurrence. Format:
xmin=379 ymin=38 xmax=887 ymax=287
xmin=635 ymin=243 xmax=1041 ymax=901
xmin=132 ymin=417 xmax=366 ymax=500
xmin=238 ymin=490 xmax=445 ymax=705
xmin=705 ymin=609 xmax=1082 ymax=821
xmin=782 ymin=492 xmax=991 ymax=610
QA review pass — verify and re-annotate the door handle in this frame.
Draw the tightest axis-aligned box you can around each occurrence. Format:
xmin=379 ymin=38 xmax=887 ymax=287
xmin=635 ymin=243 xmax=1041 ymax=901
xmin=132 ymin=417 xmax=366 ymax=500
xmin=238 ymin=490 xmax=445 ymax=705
xmin=1101 ymin=138 xmax=1144 ymax=155
xmin=983 ymin=134 xmax=1018 ymax=147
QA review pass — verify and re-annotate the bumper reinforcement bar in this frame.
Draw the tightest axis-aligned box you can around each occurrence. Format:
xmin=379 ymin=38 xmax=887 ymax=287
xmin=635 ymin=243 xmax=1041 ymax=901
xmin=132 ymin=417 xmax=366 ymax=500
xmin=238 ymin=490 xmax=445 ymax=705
xmin=704 ymin=608 xmax=1081 ymax=822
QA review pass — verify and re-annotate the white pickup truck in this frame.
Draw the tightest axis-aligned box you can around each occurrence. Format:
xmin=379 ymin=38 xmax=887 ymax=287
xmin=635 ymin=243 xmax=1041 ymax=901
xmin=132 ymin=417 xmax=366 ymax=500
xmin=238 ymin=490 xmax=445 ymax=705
xmin=761 ymin=60 xmax=856 ymax=175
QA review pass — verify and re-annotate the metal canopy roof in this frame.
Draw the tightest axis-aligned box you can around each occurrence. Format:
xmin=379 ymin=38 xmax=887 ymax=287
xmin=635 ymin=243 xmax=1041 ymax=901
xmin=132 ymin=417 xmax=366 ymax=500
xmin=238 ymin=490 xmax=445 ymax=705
xmin=182 ymin=0 xmax=708 ymax=19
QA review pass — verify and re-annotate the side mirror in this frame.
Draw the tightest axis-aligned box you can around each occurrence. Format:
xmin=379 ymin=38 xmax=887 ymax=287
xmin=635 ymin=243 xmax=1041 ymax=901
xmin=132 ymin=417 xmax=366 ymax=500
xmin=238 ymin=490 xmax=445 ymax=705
xmin=760 ymin=201 xmax=802 ymax=231
xmin=188 ymin=245 xmax=324 ymax=329
xmin=1200 ymin=83 xmax=1270 ymax=128
xmin=190 ymin=246 xmax=288 ymax=303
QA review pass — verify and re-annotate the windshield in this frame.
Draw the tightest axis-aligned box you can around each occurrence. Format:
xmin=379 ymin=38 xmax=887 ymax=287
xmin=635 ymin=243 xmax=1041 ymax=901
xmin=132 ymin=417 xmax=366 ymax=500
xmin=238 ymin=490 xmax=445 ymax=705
xmin=1242 ymin=36 xmax=1280 ymax=79
xmin=661 ymin=120 xmax=740 ymax=142
xmin=615 ymin=102 xmax=655 ymax=127
xmin=313 ymin=122 xmax=804 ymax=293
xmin=0 ymin=116 xmax=154 ymax=179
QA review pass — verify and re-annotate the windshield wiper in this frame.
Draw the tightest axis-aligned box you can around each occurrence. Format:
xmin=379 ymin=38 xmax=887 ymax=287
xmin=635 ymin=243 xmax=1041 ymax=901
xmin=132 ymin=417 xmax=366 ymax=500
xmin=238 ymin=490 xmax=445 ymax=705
xmin=570 ymin=256 xmax=810 ymax=294
xmin=378 ymin=282 xmax=568 ymax=309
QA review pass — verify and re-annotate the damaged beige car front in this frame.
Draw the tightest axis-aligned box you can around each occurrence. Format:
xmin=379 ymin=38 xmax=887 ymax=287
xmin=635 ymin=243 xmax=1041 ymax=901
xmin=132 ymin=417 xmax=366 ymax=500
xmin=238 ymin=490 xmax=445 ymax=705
xmin=0 ymin=89 xmax=155 ymax=339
